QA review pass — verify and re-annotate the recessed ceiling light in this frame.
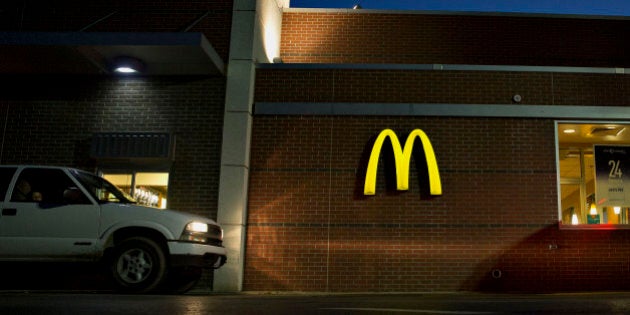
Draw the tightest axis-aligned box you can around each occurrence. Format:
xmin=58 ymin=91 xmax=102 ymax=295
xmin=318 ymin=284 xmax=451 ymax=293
xmin=111 ymin=56 xmax=145 ymax=75
xmin=114 ymin=67 xmax=138 ymax=73
xmin=590 ymin=126 xmax=625 ymax=136
xmin=563 ymin=129 xmax=576 ymax=134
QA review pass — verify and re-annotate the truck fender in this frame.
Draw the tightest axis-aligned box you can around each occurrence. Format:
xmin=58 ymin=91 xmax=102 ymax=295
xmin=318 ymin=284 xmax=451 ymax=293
xmin=99 ymin=220 xmax=176 ymax=249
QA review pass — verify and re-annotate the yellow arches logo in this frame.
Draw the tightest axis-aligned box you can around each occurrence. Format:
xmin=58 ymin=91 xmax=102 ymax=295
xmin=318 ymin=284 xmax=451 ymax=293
xmin=363 ymin=129 xmax=442 ymax=196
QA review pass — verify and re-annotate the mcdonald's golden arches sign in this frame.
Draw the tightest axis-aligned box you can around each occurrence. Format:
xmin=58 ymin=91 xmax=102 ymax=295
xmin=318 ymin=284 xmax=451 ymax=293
xmin=363 ymin=129 xmax=442 ymax=196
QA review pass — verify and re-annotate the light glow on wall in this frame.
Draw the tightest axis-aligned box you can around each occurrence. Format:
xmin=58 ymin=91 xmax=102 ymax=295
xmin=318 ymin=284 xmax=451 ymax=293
xmin=256 ymin=0 xmax=287 ymax=63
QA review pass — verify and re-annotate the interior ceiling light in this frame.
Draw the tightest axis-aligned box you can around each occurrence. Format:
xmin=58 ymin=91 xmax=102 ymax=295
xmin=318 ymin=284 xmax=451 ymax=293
xmin=563 ymin=128 xmax=576 ymax=134
xmin=590 ymin=126 xmax=625 ymax=137
xmin=112 ymin=56 xmax=145 ymax=74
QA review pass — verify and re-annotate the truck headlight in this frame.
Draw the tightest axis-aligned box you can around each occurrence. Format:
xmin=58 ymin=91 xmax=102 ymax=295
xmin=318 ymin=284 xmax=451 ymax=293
xmin=186 ymin=221 xmax=209 ymax=233
xmin=180 ymin=221 xmax=223 ymax=245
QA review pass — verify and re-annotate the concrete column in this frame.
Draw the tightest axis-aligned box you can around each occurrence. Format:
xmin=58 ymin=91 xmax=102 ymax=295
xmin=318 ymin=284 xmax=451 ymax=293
xmin=213 ymin=0 xmax=286 ymax=292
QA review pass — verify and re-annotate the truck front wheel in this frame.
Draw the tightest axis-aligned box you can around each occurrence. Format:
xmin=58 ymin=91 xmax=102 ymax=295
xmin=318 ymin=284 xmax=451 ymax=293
xmin=110 ymin=237 xmax=167 ymax=293
xmin=163 ymin=266 xmax=203 ymax=294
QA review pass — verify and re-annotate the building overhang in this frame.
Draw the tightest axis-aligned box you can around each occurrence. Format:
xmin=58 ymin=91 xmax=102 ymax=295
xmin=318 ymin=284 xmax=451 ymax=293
xmin=0 ymin=31 xmax=225 ymax=76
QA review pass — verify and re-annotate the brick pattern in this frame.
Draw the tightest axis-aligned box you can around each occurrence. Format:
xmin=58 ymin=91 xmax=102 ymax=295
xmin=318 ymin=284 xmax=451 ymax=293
xmin=0 ymin=0 xmax=233 ymax=61
xmin=248 ymin=9 xmax=630 ymax=291
xmin=0 ymin=76 xmax=225 ymax=219
xmin=244 ymin=116 xmax=630 ymax=292
xmin=256 ymin=69 xmax=630 ymax=106
xmin=0 ymin=0 xmax=232 ymax=291
xmin=281 ymin=12 xmax=630 ymax=67
xmin=0 ymin=0 xmax=232 ymax=218
xmin=245 ymin=116 xmax=630 ymax=292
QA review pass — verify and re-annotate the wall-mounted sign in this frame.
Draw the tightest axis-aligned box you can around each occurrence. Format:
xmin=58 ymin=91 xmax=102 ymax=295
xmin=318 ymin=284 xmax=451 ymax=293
xmin=364 ymin=129 xmax=442 ymax=196
xmin=594 ymin=145 xmax=630 ymax=207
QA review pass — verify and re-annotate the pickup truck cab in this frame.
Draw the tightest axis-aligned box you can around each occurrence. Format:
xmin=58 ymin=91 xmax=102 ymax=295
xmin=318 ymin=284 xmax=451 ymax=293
xmin=0 ymin=165 xmax=226 ymax=293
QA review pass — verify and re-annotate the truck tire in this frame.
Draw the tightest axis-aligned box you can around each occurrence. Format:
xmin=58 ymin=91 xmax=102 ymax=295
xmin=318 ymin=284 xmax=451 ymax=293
xmin=163 ymin=267 xmax=203 ymax=294
xmin=110 ymin=236 xmax=167 ymax=293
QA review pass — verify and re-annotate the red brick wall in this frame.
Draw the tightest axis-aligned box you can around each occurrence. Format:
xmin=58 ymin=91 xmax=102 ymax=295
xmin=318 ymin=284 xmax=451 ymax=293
xmin=281 ymin=11 xmax=630 ymax=67
xmin=246 ymin=116 xmax=630 ymax=292
xmin=256 ymin=69 xmax=630 ymax=106
xmin=250 ymin=11 xmax=630 ymax=291
xmin=248 ymin=51 xmax=630 ymax=290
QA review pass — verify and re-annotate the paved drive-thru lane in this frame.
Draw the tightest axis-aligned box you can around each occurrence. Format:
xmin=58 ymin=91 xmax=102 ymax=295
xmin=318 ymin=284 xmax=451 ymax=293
xmin=2 ymin=292 xmax=630 ymax=314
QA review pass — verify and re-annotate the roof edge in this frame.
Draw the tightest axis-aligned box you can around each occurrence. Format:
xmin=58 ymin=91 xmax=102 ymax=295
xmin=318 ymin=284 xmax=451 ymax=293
xmin=283 ymin=7 xmax=630 ymax=21
xmin=257 ymin=63 xmax=629 ymax=74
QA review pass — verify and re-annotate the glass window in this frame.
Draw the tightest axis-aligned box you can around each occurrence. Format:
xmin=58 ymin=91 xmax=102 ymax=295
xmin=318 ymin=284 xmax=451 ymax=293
xmin=102 ymin=171 xmax=168 ymax=209
xmin=0 ymin=167 xmax=17 ymax=200
xmin=71 ymin=170 xmax=134 ymax=204
xmin=558 ymin=122 xmax=630 ymax=226
xmin=11 ymin=168 xmax=91 ymax=204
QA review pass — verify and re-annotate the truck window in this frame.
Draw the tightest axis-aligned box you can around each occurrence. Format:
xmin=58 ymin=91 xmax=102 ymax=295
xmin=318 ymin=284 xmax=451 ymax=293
xmin=71 ymin=170 xmax=135 ymax=204
xmin=11 ymin=168 xmax=91 ymax=204
xmin=0 ymin=167 xmax=17 ymax=200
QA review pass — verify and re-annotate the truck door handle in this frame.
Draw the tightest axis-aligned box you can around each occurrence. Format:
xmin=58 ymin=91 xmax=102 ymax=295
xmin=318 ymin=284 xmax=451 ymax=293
xmin=2 ymin=208 xmax=17 ymax=216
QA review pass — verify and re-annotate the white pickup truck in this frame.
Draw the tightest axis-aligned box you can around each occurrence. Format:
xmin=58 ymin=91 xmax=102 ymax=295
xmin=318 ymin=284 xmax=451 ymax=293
xmin=0 ymin=165 xmax=226 ymax=293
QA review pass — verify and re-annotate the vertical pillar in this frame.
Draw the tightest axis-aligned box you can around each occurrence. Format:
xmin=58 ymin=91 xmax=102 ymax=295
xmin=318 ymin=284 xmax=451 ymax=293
xmin=213 ymin=0 xmax=286 ymax=292
xmin=213 ymin=0 xmax=255 ymax=292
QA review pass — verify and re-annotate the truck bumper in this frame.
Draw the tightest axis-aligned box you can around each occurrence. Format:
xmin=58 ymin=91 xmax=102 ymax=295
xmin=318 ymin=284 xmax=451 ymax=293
xmin=168 ymin=241 xmax=227 ymax=269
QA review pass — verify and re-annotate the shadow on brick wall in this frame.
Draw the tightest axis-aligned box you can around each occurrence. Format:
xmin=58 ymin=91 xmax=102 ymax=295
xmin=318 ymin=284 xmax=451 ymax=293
xmin=464 ymin=224 xmax=630 ymax=293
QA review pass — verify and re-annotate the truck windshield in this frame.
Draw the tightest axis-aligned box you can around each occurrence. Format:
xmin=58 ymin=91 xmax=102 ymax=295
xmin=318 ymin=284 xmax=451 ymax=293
xmin=71 ymin=170 xmax=136 ymax=204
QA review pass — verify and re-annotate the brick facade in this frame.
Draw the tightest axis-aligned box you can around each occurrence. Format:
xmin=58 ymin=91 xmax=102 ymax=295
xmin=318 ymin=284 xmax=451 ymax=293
xmin=0 ymin=75 xmax=225 ymax=219
xmin=0 ymin=0 xmax=232 ymax=218
xmin=281 ymin=11 xmax=630 ymax=67
xmin=245 ymin=10 xmax=630 ymax=292
xmin=0 ymin=0 xmax=232 ymax=291
xmin=245 ymin=114 xmax=630 ymax=292
xmin=255 ymin=69 xmax=630 ymax=106
xmin=4 ymin=2 xmax=630 ymax=293
xmin=0 ymin=1 xmax=231 ymax=219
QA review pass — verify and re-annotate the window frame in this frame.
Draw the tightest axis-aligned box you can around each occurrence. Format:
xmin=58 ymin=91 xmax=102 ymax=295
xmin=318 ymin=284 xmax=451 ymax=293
xmin=556 ymin=120 xmax=630 ymax=230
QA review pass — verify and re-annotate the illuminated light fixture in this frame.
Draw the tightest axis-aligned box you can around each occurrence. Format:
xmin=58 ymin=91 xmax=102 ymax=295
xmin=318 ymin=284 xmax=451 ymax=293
xmin=186 ymin=221 xmax=208 ymax=233
xmin=563 ymin=129 xmax=576 ymax=134
xmin=115 ymin=67 xmax=137 ymax=73
xmin=614 ymin=206 xmax=621 ymax=215
xmin=352 ymin=4 xmax=362 ymax=9
xmin=112 ymin=56 xmax=145 ymax=74
xmin=590 ymin=204 xmax=598 ymax=215
xmin=571 ymin=214 xmax=579 ymax=225
xmin=590 ymin=126 xmax=625 ymax=137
